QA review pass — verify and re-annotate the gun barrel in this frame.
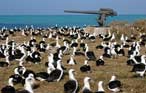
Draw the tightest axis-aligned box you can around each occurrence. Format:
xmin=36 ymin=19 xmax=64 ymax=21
xmin=64 ymin=10 xmax=98 ymax=14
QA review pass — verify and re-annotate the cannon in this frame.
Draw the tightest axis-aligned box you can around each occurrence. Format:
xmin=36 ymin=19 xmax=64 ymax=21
xmin=64 ymin=8 xmax=117 ymax=27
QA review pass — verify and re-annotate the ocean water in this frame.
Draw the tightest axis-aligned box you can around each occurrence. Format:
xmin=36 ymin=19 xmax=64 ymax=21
xmin=0 ymin=15 xmax=146 ymax=28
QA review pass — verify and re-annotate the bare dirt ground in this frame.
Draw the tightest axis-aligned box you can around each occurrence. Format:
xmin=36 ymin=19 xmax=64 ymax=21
xmin=1 ymin=28 xmax=146 ymax=93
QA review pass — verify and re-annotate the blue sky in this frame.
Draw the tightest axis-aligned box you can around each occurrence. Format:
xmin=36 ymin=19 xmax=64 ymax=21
xmin=0 ymin=0 xmax=145 ymax=15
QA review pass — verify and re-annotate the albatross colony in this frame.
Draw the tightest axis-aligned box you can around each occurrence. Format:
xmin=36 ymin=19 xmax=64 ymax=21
xmin=0 ymin=25 xmax=146 ymax=93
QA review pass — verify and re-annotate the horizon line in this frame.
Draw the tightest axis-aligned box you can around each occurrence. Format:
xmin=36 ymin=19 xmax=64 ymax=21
xmin=0 ymin=14 xmax=146 ymax=16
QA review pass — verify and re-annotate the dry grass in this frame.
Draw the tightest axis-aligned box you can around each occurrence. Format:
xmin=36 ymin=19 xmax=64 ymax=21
xmin=1 ymin=27 xmax=146 ymax=93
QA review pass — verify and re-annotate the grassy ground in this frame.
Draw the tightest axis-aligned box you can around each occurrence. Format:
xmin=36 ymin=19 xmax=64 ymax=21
xmin=0 ymin=30 xmax=146 ymax=93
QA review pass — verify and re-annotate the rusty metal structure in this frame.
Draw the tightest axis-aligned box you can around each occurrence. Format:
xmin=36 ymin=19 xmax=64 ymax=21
xmin=64 ymin=8 xmax=117 ymax=27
